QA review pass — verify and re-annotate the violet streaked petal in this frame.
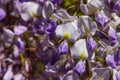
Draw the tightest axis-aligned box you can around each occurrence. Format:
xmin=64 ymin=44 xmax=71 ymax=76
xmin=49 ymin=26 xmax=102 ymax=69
xmin=45 ymin=20 xmax=56 ymax=35
xmin=105 ymin=54 xmax=116 ymax=68
xmin=0 ymin=8 xmax=6 ymax=21
xmin=95 ymin=14 xmax=107 ymax=28
xmin=75 ymin=60 xmax=85 ymax=75
xmin=87 ymin=36 xmax=96 ymax=51
xmin=16 ymin=38 xmax=25 ymax=52
xmin=58 ymin=41 xmax=68 ymax=55
xmin=114 ymin=50 xmax=120 ymax=65
xmin=108 ymin=27 xmax=117 ymax=45
xmin=113 ymin=0 xmax=120 ymax=13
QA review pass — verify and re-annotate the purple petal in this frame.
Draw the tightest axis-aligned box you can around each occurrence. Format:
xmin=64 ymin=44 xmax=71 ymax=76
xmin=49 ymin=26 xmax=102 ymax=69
xmin=75 ymin=60 xmax=85 ymax=75
xmin=52 ymin=0 xmax=62 ymax=4
xmin=95 ymin=14 xmax=107 ymax=28
xmin=0 ymin=8 xmax=6 ymax=21
xmin=106 ymin=54 xmax=116 ymax=68
xmin=108 ymin=27 xmax=117 ymax=45
xmin=19 ymin=0 xmax=27 ymax=2
xmin=114 ymin=50 xmax=120 ymax=65
xmin=87 ymin=36 xmax=96 ymax=51
xmin=113 ymin=0 xmax=120 ymax=13
xmin=45 ymin=20 xmax=56 ymax=35
xmin=14 ymin=25 xmax=27 ymax=36
xmin=16 ymin=38 xmax=25 ymax=52
xmin=115 ymin=71 xmax=120 ymax=80
xmin=58 ymin=41 xmax=68 ymax=55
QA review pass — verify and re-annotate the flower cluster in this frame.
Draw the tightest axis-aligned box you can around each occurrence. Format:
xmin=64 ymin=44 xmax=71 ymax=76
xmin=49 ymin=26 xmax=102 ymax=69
xmin=1 ymin=0 xmax=120 ymax=80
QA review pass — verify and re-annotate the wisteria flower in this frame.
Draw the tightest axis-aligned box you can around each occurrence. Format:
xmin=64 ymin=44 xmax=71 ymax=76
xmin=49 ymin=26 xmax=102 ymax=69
xmin=16 ymin=1 xmax=42 ymax=21
xmin=80 ymin=0 xmax=104 ymax=14
xmin=78 ymin=16 xmax=97 ymax=37
xmin=55 ymin=20 xmax=80 ymax=42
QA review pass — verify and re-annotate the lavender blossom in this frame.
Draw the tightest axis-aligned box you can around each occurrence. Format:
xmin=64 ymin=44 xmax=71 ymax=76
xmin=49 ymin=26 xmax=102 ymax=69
xmin=75 ymin=60 xmax=85 ymax=75
xmin=106 ymin=54 xmax=116 ymax=68
xmin=0 ymin=8 xmax=6 ymax=21
xmin=58 ymin=41 xmax=68 ymax=55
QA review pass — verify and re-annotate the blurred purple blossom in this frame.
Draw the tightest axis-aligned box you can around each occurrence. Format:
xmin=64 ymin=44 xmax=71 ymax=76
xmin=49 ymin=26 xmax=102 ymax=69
xmin=0 ymin=8 xmax=6 ymax=21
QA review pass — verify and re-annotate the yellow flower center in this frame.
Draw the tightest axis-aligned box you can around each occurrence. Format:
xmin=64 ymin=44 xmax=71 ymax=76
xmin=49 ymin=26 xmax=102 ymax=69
xmin=64 ymin=31 xmax=70 ymax=39
xmin=30 ymin=11 xmax=35 ymax=18
xmin=79 ymin=52 xmax=86 ymax=59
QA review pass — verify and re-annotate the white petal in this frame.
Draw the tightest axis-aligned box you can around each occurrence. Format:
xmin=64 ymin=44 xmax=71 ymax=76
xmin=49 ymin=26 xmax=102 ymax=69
xmin=20 ymin=12 xmax=31 ymax=21
xmin=20 ymin=2 xmax=42 ymax=21
xmin=13 ymin=74 xmax=25 ymax=80
xmin=13 ymin=45 xmax=19 ymax=57
xmin=55 ymin=20 xmax=80 ymax=42
xmin=3 ymin=66 xmax=13 ymax=80
xmin=70 ymin=39 xmax=88 ymax=59
xmin=25 ymin=60 xmax=29 ymax=72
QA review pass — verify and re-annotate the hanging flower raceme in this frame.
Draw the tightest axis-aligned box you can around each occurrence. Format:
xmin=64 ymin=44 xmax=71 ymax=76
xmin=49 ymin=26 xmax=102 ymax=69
xmin=55 ymin=20 xmax=81 ymax=42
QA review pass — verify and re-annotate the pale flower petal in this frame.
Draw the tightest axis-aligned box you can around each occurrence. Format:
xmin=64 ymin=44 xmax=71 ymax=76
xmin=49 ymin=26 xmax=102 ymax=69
xmin=14 ymin=25 xmax=27 ymax=36
xmin=19 ymin=2 xmax=42 ymax=21
xmin=3 ymin=65 xmax=13 ymax=80
xmin=70 ymin=39 xmax=88 ymax=59
xmin=55 ymin=20 xmax=80 ymax=42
